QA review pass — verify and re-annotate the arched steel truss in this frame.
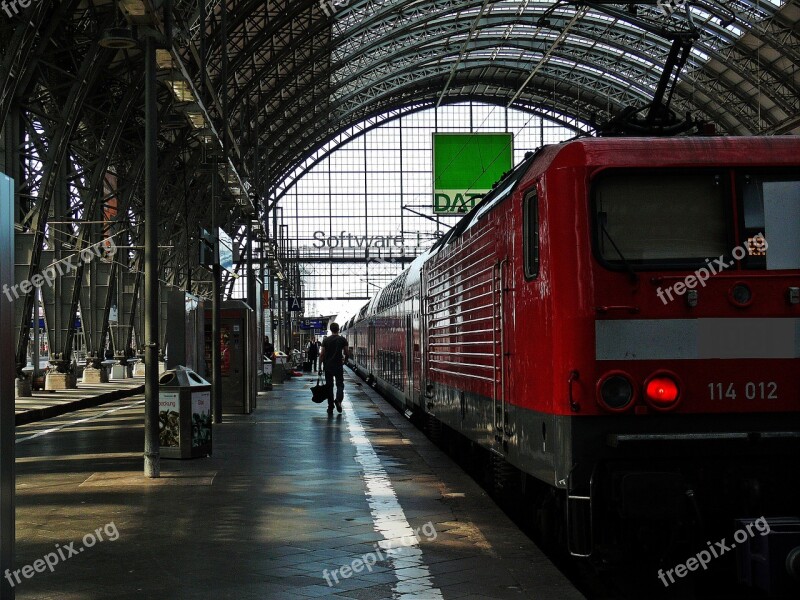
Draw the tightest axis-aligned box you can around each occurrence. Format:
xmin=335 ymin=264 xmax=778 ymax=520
xmin=173 ymin=0 xmax=799 ymax=204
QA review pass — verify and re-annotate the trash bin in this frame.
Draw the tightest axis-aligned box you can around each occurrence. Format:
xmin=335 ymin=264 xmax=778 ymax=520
xmin=272 ymin=351 xmax=288 ymax=384
xmin=158 ymin=366 xmax=212 ymax=459
xmin=262 ymin=361 xmax=273 ymax=391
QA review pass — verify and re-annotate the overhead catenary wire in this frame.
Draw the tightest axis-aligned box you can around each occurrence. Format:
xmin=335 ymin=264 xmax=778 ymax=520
xmin=436 ymin=0 xmax=494 ymax=108
xmin=430 ymin=4 xmax=589 ymax=203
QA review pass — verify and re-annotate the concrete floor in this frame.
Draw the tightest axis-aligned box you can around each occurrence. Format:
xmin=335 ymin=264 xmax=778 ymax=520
xmin=13 ymin=372 xmax=583 ymax=599
xmin=15 ymin=377 xmax=143 ymax=425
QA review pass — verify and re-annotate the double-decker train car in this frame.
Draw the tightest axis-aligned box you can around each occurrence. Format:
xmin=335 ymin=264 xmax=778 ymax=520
xmin=342 ymin=137 xmax=800 ymax=590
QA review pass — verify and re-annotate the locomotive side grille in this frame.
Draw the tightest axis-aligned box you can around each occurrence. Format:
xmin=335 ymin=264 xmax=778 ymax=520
xmin=425 ymin=223 xmax=499 ymax=385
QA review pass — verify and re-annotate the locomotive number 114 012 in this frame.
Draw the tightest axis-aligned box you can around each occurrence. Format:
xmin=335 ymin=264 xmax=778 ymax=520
xmin=708 ymin=381 xmax=779 ymax=401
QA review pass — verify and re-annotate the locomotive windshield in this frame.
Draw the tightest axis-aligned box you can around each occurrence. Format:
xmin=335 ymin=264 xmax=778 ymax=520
xmin=593 ymin=169 xmax=800 ymax=271
xmin=594 ymin=171 xmax=730 ymax=267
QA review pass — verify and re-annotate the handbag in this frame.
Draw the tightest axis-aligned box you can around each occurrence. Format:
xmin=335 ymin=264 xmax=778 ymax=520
xmin=310 ymin=373 xmax=328 ymax=404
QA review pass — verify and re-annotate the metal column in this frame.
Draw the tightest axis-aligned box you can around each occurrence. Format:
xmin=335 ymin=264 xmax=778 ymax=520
xmin=1 ymin=173 xmax=16 ymax=599
xmin=265 ymin=205 xmax=274 ymax=350
xmin=211 ymin=165 xmax=222 ymax=424
xmin=143 ymin=36 xmax=160 ymax=478
xmin=247 ymin=219 xmax=255 ymax=313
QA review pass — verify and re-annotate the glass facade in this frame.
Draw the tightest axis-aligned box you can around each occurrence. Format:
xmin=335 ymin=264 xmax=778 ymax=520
xmin=267 ymin=102 xmax=577 ymax=318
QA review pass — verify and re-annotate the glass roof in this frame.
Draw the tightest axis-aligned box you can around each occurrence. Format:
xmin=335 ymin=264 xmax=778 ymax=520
xmin=170 ymin=0 xmax=799 ymax=198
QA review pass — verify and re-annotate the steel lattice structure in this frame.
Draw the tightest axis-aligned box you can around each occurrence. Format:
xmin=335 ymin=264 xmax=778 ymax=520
xmin=0 ymin=0 xmax=798 ymax=373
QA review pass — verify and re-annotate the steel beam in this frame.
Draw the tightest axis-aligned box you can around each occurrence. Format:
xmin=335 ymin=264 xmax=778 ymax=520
xmin=211 ymin=159 xmax=222 ymax=424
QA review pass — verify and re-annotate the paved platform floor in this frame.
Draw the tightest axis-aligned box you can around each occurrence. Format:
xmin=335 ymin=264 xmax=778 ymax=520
xmin=15 ymin=377 xmax=143 ymax=425
xmin=13 ymin=371 xmax=583 ymax=599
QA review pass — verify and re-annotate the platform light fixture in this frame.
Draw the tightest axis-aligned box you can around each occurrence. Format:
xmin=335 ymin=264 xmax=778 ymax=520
xmin=98 ymin=0 xmax=140 ymax=49
xmin=98 ymin=26 xmax=138 ymax=49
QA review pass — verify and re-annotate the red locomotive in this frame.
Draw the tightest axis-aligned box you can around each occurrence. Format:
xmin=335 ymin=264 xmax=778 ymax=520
xmin=342 ymin=137 xmax=800 ymax=593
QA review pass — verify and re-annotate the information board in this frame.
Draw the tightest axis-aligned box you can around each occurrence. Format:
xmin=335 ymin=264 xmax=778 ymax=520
xmin=433 ymin=133 xmax=513 ymax=214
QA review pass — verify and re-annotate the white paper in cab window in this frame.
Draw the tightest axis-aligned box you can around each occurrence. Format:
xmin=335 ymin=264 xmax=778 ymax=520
xmin=763 ymin=181 xmax=800 ymax=270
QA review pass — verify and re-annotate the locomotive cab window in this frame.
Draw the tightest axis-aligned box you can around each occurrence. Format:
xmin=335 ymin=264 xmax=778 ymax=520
xmin=593 ymin=171 xmax=730 ymax=269
xmin=524 ymin=190 xmax=539 ymax=279
xmin=740 ymin=174 xmax=800 ymax=270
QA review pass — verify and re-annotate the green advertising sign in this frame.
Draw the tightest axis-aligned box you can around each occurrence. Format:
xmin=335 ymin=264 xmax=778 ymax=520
xmin=433 ymin=133 xmax=513 ymax=214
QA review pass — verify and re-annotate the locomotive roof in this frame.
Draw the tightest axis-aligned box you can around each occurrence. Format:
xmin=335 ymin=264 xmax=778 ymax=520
xmin=532 ymin=135 xmax=800 ymax=174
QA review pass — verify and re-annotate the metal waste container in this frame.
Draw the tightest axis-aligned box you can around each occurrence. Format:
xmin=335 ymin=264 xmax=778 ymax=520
xmin=261 ymin=360 xmax=273 ymax=391
xmin=272 ymin=351 xmax=288 ymax=384
xmin=158 ymin=366 xmax=212 ymax=459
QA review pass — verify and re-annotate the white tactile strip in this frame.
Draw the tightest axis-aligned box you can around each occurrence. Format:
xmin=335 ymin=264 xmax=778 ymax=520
xmin=341 ymin=397 xmax=444 ymax=599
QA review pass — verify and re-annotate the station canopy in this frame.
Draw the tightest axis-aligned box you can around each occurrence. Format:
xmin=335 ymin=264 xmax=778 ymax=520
xmin=170 ymin=0 xmax=800 ymax=200
xmin=2 ymin=0 xmax=798 ymax=307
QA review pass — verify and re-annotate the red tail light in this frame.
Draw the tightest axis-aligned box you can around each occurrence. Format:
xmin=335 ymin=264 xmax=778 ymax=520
xmin=644 ymin=372 xmax=682 ymax=411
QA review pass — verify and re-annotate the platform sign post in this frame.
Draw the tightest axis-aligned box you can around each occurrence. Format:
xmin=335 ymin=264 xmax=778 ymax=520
xmin=0 ymin=172 xmax=15 ymax=598
xmin=287 ymin=296 xmax=302 ymax=312
xmin=432 ymin=133 xmax=513 ymax=214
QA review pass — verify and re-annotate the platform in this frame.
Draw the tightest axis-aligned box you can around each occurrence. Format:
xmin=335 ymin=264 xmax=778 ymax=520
xmin=15 ymin=378 xmax=144 ymax=425
xmin=13 ymin=372 xmax=583 ymax=599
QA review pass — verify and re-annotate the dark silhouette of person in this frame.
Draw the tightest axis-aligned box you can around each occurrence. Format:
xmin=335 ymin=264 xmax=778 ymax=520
xmin=263 ymin=336 xmax=274 ymax=359
xmin=307 ymin=337 xmax=319 ymax=372
xmin=319 ymin=323 xmax=350 ymax=414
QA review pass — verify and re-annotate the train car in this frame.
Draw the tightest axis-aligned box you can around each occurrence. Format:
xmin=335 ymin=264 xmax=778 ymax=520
xmin=342 ymin=137 xmax=800 ymax=589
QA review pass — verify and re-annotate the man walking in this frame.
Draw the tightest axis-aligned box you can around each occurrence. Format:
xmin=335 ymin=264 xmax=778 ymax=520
xmin=320 ymin=322 xmax=350 ymax=414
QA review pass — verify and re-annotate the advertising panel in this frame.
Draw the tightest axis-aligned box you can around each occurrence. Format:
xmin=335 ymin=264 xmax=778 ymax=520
xmin=433 ymin=133 xmax=513 ymax=214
